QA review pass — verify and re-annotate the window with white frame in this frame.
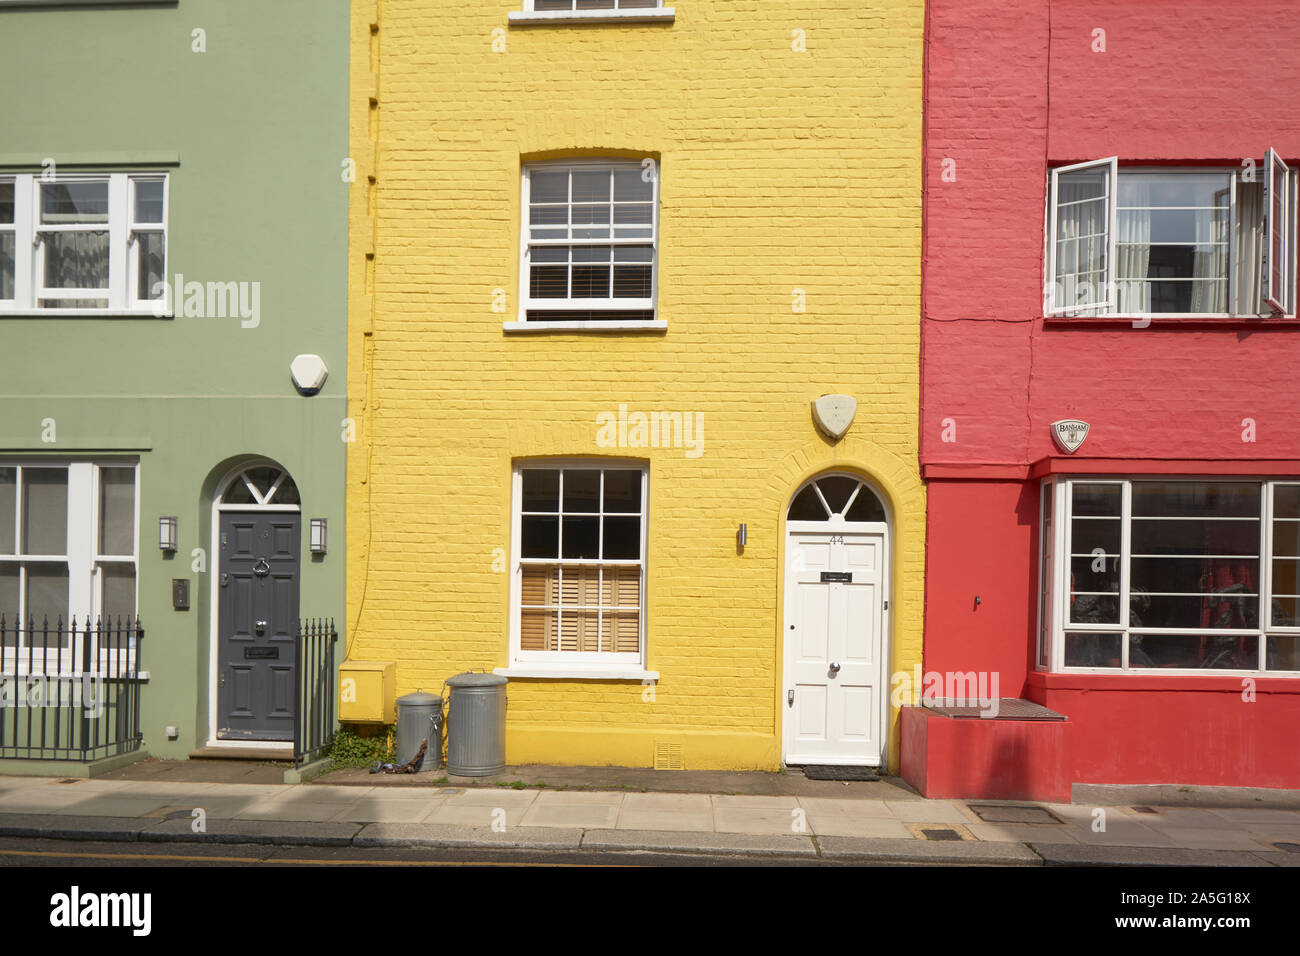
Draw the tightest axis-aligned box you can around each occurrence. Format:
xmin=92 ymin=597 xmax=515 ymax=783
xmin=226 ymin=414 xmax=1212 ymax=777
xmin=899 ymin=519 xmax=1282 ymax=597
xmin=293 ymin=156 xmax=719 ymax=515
xmin=534 ymin=0 xmax=662 ymax=8
xmin=509 ymin=464 xmax=646 ymax=665
xmin=1039 ymin=478 xmax=1300 ymax=674
xmin=0 ymin=172 xmax=168 ymax=314
xmin=1046 ymin=154 xmax=1298 ymax=318
xmin=519 ymin=160 xmax=658 ymax=324
xmin=517 ymin=0 xmax=669 ymax=15
xmin=0 ymin=462 xmax=139 ymax=644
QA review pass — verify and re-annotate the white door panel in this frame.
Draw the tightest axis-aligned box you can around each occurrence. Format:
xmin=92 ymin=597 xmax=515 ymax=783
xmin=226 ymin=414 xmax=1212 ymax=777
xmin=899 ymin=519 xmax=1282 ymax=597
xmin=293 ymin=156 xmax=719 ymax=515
xmin=783 ymin=528 xmax=886 ymax=766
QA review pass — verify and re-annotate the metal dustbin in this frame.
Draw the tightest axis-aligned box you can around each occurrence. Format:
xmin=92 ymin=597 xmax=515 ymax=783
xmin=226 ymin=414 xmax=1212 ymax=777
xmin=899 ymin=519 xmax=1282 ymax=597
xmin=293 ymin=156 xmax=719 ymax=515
xmin=446 ymin=672 xmax=507 ymax=776
xmin=396 ymin=690 xmax=443 ymax=772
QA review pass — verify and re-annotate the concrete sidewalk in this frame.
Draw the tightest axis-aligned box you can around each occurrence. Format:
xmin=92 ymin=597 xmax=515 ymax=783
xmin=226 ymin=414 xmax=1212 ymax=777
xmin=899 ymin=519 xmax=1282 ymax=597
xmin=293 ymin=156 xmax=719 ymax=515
xmin=1 ymin=773 xmax=1299 ymax=865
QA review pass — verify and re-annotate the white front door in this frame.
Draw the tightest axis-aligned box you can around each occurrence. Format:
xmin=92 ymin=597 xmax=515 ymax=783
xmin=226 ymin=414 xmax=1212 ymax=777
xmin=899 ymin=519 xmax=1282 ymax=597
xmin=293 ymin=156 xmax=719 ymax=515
xmin=783 ymin=528 xmax=886 ymax=766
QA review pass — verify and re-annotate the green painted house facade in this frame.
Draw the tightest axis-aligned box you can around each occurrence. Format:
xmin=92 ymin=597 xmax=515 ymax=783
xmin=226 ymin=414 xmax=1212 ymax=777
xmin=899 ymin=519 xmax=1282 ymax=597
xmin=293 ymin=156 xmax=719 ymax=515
xmin=0 ymin=0 xmax=349 ymax=768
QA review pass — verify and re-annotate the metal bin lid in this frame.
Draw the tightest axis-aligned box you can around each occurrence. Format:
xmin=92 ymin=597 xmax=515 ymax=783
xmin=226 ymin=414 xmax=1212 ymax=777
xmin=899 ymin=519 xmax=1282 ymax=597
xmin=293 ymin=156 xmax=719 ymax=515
xmin=446 ymin=671 xmax=508 ymax=687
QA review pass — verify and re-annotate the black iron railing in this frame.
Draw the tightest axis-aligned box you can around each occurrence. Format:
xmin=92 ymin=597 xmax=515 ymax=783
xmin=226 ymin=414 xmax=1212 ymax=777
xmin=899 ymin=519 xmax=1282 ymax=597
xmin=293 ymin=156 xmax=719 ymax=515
xmin=0 ymin=616 xmax=145 ymax=761
xmin=294 ymin=617 xmax=337 ymax=768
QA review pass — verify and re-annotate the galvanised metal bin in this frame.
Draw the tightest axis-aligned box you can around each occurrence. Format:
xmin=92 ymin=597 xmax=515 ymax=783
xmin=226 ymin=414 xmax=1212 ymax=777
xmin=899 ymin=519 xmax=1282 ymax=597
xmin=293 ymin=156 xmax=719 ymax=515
xmin=396 ymin=690 xmax=443 ymax=772
xmin=445 ymin=672 xmax=507 ymax=776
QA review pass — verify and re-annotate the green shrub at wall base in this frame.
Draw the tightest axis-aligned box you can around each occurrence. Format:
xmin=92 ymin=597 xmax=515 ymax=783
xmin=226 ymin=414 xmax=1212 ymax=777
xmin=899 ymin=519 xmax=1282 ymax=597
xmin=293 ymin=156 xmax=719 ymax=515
xmin=329 ymin=725 xmax=396 ymax=768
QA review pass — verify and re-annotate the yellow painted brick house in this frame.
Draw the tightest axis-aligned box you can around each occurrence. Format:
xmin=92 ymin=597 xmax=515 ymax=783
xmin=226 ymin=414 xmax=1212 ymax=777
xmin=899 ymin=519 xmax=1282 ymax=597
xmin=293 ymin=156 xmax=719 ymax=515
xmin=346 ymin=0 xmax=924 ymax=772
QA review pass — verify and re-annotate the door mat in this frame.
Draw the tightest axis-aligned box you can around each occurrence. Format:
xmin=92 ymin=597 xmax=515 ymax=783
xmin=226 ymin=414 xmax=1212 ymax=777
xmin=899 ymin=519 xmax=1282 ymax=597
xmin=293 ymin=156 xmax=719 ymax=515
xmin=798 ymin=765 xmax=879 ymax=781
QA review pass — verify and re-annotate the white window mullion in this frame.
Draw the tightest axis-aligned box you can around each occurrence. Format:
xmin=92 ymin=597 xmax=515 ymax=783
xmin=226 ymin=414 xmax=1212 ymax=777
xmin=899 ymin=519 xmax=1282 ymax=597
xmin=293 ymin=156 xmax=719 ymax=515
xmin=596 ymin=470 xmax=605 ymax=653
xmin=17 ymin=174 xmax=35 ymax=309
xmin=14 ymin=465 xmax=25 ymax=628
xmin=1053 ymin=480 xmax=1069 ymax=671
xmin=509 ymin=469 xmax=523 ymax=662
xmin=1262 ymin=482 xmax=1273 ymax=670
xmin=639 ymin=469 xmax=648 ymax=659
xmin=66 ymin=463 xmax=94 ymax=625
xmin=108 ymin=174 xmax=129 ymax=310
xmin=1228 ymin=171 xmax=1238 ymax=317
xmin=8 ymin=174 xmax=35 ymax=309
xmin=1106 ymin=157 xmax=1118 ymax=314
xmin=1120 ymin=481 xmax=1132 ymax=669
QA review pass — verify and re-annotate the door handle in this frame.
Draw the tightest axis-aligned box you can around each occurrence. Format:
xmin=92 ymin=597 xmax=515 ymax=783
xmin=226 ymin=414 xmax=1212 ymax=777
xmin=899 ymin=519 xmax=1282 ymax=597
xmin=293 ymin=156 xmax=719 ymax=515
xmin=787 ymin=689 xmax=794 ymax=708
xmin=829 ymin=661 xmax=841 ymax=674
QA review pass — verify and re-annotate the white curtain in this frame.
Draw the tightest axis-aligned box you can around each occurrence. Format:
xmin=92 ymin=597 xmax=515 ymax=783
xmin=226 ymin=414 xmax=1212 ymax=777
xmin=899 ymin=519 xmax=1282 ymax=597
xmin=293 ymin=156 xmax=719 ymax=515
xmin=1116 ymin=180 xmax=1151 ymax=314
xmin=1235 ymin=181 xmax=1263 ymax=315
xmin=1190 ymin=188 xmax=1229 ymax=313
xmin=1056 ymin=175 xmax=1108 ymax=310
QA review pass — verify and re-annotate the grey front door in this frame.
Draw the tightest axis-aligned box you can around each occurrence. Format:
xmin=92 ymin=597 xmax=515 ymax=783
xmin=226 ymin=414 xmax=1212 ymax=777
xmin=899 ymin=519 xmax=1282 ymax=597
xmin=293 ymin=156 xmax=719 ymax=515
xmin=218 ymin=511 xmax=300 ymax=741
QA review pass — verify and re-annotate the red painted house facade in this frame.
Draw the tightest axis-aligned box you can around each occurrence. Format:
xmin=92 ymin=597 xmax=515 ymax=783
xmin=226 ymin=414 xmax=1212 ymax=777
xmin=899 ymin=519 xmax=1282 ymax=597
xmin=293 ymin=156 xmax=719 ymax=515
xmin=915 ymin=0 xmax=1300 ymax=798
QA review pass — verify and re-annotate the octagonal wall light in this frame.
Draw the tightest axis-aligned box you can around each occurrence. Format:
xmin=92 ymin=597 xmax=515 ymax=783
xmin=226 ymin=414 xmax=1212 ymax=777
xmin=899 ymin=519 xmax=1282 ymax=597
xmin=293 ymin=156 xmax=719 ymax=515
xmin=290 ymin=354 xmax=328 ymax=396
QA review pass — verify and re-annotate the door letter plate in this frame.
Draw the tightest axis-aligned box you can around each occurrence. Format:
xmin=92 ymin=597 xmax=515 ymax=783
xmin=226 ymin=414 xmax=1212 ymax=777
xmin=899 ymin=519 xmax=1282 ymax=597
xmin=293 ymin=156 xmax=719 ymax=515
xmin=820 ymin=571 xmax=852 ymax=583
xmin=244 ymin=647 xmax=280 ymax=660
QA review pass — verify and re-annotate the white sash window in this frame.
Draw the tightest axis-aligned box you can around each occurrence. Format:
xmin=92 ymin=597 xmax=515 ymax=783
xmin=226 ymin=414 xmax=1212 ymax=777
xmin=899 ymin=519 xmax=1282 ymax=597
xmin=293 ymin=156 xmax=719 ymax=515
xmin=505 ymin=463 xmax=651 ymax=677
xmin=517 ymin=160 xmax=660 ymax=327
xmin=0 ymin=172 xmax=168 ymax=315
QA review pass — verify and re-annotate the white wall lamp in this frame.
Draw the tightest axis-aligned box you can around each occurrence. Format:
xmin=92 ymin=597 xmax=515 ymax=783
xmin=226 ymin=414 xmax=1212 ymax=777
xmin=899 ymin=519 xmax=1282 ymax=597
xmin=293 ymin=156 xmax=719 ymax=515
xmin=159 ymin=516 xmax=178 ymax=553
xmin=310 ymin=518 xmax=327 ymax=555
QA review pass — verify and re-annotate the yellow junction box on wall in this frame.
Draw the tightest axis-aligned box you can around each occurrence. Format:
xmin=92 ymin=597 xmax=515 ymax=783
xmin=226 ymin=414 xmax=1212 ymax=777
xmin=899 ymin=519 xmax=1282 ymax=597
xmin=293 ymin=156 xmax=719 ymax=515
xmin=339 ymin=661 xmax=397 ymax=724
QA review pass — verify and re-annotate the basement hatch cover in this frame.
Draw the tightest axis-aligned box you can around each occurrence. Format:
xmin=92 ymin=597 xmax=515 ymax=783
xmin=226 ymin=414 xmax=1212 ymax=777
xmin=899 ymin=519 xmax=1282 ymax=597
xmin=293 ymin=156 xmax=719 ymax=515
xmin=968 ymin=803 xmax=1065 ymax=825
xmin=924 ymin=698 xmax=1066 ymax=720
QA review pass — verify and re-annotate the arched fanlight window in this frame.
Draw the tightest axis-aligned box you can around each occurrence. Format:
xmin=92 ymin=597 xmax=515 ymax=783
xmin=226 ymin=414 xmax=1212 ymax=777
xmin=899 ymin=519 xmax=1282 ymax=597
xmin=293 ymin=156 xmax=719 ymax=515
xmin=220 ymin=465 xmax=300 ymax=506
xmin=788 ymin=475 xmax=885 ymax=522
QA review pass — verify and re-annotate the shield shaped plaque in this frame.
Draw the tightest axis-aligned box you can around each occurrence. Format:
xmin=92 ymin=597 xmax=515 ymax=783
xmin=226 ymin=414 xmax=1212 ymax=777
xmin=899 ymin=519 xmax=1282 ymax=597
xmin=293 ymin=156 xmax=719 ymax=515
xmin=812 ymin=394 xmax=857 ymax=441
xmin=1051 ymin=419 xmax=1090 ymax=454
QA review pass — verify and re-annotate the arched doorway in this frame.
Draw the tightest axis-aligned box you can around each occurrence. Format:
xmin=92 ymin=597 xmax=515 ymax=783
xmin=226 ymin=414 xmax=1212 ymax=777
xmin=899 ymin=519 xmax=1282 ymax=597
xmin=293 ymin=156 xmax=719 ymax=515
xmin=782 ymin=473 xmax=891 ymax=768
xmin=207 ymin=462 xmax=301 ymax=748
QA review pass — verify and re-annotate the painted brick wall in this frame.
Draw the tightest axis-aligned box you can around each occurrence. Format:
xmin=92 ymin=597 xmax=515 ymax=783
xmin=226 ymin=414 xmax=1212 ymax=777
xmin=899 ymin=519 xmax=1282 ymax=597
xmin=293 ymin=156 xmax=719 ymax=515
xmin=347 ymin=0 xmax=926 ymax=769
xmin=921 ymin=0 xmax=1300 ymax=789
xmin=923 ymin=0 xmax=1300 ymax=468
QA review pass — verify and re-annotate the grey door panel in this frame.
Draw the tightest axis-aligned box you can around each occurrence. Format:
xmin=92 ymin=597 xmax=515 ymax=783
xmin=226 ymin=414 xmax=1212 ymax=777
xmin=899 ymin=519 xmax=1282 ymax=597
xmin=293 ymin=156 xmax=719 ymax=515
xmin=218 ymin=511 xmax=300 ymax=741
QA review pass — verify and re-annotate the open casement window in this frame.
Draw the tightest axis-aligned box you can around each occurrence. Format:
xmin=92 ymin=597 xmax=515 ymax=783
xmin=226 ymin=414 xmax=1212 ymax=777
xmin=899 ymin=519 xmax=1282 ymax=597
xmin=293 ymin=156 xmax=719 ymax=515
xmin=519 ymin=160 xmax=658 ymax=325
xmin=1265 ymin=148 xmax=1294 ymax=315
xmin=1047 ymin=157 xmax=1117 ymax=316
xmin=510 ymin=464 xmax=647 ymax=668
xmin=0 ymin=461 xmax=139 ymax=674
xmin=0 ymin=172 xmax=168 ymax=314
xmin=1047 ymin=156 xmax=1299 ymax=319
xmin=1038 ymin=477 xmax=1300 ymax=675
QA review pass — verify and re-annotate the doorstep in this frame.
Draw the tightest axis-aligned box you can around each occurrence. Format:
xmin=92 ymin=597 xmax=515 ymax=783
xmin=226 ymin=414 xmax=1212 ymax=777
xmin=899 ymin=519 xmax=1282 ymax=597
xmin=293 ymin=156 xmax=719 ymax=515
xmin=187 ymin=747 xmax=293 ymax=762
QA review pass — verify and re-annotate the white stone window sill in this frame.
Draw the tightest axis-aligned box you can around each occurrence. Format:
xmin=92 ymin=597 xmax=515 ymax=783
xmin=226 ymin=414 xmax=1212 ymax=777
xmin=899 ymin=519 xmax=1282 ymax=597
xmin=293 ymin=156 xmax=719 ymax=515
xmin=0 ymin=310 xmax=173 ymax=320
xmin=503 ymin=319 xmax=667 ymax=332
xmin=494 ymin=666 xmax=659 ymax=681
xmin=0 ymin=0 xmax=173 ymax=5
xmin=509 ymin=8 xmax=675 ymax=26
